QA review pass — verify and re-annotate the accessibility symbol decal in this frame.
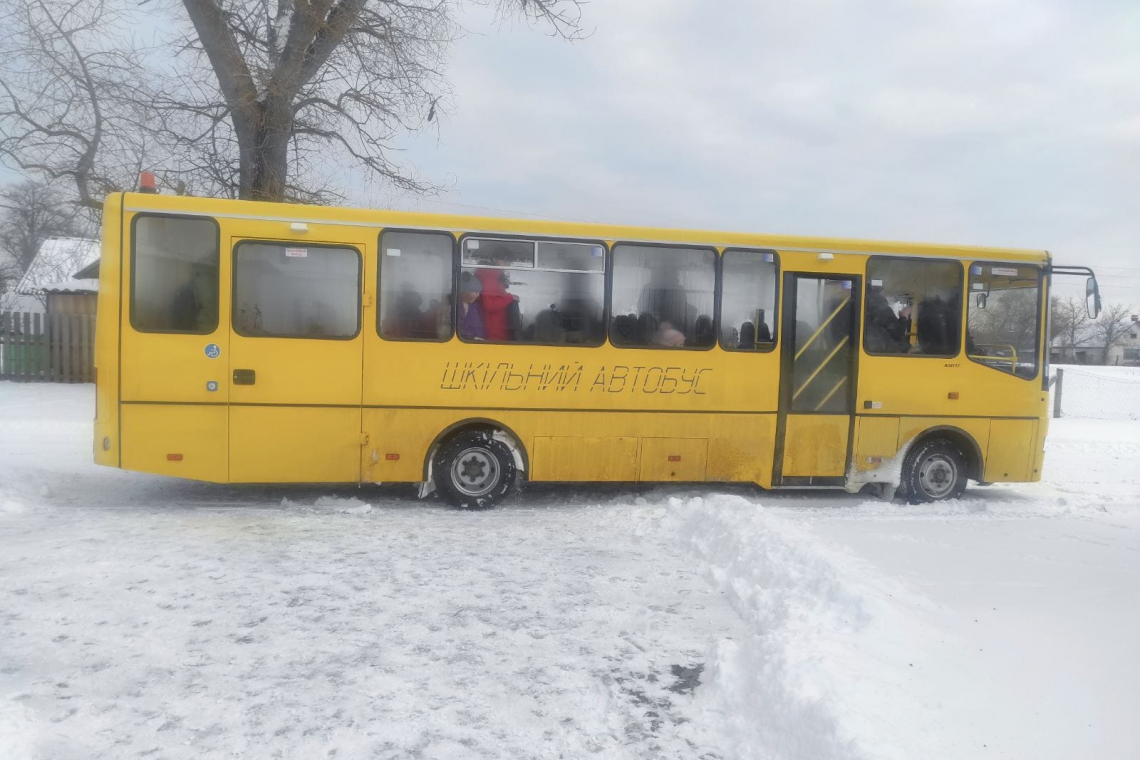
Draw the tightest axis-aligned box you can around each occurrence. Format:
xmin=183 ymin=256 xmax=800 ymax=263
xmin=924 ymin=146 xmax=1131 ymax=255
xmin=204 ymin=343 xmax=221 ymax=359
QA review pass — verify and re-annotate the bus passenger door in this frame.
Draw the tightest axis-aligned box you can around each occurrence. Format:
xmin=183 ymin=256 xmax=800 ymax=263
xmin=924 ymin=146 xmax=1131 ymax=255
xmin=227 ymin=238 xmax=365 ymax=483
xmin=774 ymin=274 xmax=860 ymax=485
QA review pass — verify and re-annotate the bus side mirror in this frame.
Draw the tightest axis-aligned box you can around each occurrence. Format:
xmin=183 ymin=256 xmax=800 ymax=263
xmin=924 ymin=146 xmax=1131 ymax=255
xmin=1086 ymin=277 xmax=1102 ymax=319
xmin=975 ymin=292 xmax=987 ymax=310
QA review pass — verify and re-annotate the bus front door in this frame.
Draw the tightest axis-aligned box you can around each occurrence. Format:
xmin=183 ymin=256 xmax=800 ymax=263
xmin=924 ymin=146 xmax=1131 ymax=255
xmin=774 ymin=273 xmax=860 ymax=485
xmin=227 ymin=238 xmax=365 ymax=483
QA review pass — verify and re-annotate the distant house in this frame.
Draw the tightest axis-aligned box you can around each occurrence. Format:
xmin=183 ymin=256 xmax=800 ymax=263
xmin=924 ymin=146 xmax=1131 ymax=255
xmin=13 ymin=237 xmax=100 ymax=315
xmin=1051 ymin=316 xmax=1140 ymax=366
xmin=1119 ymin=319 xmax=1140 ymax=366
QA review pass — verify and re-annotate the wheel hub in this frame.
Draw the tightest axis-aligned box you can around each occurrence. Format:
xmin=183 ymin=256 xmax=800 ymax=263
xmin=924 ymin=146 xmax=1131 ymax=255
xmin=451 ymin=447 xmax=499 ymax=497
xmin=918 ymin=454 xmax=957 ymax=499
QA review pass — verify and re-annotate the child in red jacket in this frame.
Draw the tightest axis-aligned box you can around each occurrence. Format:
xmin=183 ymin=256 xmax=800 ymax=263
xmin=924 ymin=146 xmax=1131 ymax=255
xmin=475 ymin=266 xmax=518 ymax=342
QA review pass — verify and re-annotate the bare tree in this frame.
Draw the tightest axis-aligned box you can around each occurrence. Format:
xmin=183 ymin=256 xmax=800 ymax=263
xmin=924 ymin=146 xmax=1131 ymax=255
xmin=0 ymin=0 xmax=154 ymax=210
xmin=0 ymin=180 xmax=81 ymax=274
xmin=1092 ymin=302 xmax=1136 ymax=364
xmin=163 ymin=0 xmax=586 ymax=202
xmin=1049 ymin=295 xmax=1094 ymax=363
xmin=2 ymin=0 xmax=586 ymax=205
xmin=2 ymin=0 xmax=585 ymax=205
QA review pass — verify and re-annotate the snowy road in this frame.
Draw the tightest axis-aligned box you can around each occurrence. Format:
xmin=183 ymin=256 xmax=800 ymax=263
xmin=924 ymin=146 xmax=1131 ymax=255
xmin=2 ymin=384 xmax=1138 ymax=759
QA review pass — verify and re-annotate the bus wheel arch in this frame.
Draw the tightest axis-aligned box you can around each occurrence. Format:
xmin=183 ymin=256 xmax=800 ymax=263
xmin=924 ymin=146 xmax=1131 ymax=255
xmin=897 ymin=426 xmax=982 ymax=503
xmin=421 ymin=419 xmax=528 ymax=506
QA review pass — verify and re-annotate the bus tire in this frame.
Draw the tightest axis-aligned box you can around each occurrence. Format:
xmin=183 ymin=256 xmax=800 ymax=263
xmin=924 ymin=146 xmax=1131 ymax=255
xmin=433 ymin=429 xmax=517 ymax=510
xmin=900 ymin=437 xmax=968 ymax=504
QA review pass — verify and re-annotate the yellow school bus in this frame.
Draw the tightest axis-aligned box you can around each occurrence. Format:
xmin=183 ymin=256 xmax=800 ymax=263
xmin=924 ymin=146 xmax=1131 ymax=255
xmin=92 ymin=191 xmax=1101 ymax=507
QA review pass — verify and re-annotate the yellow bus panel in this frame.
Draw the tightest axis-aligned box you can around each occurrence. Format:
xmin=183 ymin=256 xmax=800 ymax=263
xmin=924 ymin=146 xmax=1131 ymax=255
xmin=121 ymin=404 xmax=227 ymax=482
xmin=853 ymin=416 xmax=902 ymax=472
xmin=639 ymin=438 xmax=709 ymax=481
xmin=230 ymin=406 xmax=361 ymax=483
xmin=782 ymin=415 xmax=849 ymax=477
xmin=985 ymin=419 xmax=1038 ymax=482
xmin=532 ymin=436 xmax=638 ymax=481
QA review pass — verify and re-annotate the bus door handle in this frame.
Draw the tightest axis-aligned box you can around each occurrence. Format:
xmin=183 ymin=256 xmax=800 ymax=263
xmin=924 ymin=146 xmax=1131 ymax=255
xmin=233 ymin=369 xmax=256 ymax=385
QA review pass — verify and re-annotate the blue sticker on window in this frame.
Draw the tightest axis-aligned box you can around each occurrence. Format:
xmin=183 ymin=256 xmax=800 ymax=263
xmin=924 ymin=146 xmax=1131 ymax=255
xmin=970 ymin=264 xmax=982 ymax=275
xmin=762 ymin=253 xmax=774 ymax=263
xmin=206 ymin=380 xmax=218 ymax=392
xmin=204 ymin=343 xmax=220 ymax=359
xmin=841 ymin=281 xmax=852 ymax=290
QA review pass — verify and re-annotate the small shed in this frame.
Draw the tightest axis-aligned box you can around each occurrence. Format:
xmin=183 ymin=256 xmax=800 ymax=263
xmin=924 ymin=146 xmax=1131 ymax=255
xmin=39 ymin=278 xmax=99 ymax=316
xmin=14 ymin=237 xmax=100 ymax=313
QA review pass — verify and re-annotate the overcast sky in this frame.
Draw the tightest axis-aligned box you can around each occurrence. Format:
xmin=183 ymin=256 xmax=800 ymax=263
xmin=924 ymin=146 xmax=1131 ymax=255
xmin=380 ymin=0 xmax=1140 ymax=305
xmin=2 ymin=0 xmax=1136 ymax=304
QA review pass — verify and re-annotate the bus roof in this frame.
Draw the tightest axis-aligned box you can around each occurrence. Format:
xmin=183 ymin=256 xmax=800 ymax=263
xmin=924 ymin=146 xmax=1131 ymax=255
xmin=117 ymin=192 xmax=1050 ymax=263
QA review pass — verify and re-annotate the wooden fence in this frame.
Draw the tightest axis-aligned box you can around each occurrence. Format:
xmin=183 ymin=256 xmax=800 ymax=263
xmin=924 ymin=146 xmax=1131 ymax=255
xmin=0 ymin=311 xmax=96 ymax=383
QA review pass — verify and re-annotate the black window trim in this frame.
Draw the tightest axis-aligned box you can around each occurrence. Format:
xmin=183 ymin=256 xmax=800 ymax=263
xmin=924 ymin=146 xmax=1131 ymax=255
xmin=718 ymin=247 xmax=780 ymax=354
xmin=454 ymin=231 xmax=610 ymax=349
xmin=608 ymin=241 xmax=720 ymax=353
xmin=861 ymin=254 xmax=965 ymax=360
xmin=966 ymin=260 xmax=1044 ymax=382
xmin=128 ymin=212 xmax=221 ymax=336
xmin=377 ymin=227 xmax=456 ymax=344
xmin=231 ymin=238 xmax=364 ymax=341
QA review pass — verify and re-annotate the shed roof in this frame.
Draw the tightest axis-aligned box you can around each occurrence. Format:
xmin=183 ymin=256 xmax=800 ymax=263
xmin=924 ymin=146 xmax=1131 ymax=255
xmin=39 ymin=278 xmax=99 ymax=294
xmin=16 ymin=237 xmax=100 ymax=295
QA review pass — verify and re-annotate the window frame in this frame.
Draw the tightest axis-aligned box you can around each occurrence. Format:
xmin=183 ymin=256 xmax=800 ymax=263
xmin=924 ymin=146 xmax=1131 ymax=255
xmin=129 ymin=212 xmax=221 ymax=335
xmin=861 ymin=255 xmax=964 ymax=360
xmin=376 ymin=227 xmax=457 ymax=344
xmin=718 ymin=247 xmax=780 ymax=354
xmin=965 ymin=260 xmax=1044 ymax=382
xmin=608 ymin=241 xmax=720 ymax=352
xmin=230 ymin=238 xmax=363 ymax=341
xmin=454 ymin=231 xmax=610 ymax=348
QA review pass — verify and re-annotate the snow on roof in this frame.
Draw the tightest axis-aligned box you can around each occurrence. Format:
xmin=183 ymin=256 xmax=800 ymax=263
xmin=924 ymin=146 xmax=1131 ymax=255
xmin=15 ymin=237 xmax=100 ymax=296
xmin=38 ymin=278 xmax=99 ymax=294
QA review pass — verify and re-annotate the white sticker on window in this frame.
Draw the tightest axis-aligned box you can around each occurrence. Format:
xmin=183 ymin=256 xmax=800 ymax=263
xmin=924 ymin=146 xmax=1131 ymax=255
xmin=972 ymin=283 xmax=984 ymax=290
xmin=991 ymin=266 xmax=1019 ymax=277
xmin=386 ymin=248 xmax=401 ymax=257
xmin=285 ymin=247 xmax=308 ymax=258
xmin=871 ymin=279 xmax=883 ymax=287
xmin=467 ymin=239 xmax=480 ymax=250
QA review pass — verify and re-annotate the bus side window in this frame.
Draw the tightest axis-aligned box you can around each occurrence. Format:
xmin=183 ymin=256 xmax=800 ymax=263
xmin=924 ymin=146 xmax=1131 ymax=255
xmin=864 ymin=257 xmax=962 ymax=357
xmin=610 ymin=244 xmax=716 ymax=349
xmin=131 ymin=215 xmax=220 ymax=334
xmin=378 ymin=230 xmax=454 ymax=341
xmin=458 ymin=237 xmax=606 ymax=346
xmin=232 ymin=242 xmax=360 ymax=339
xmin=719 ymin=249 xmax=777 ymax=350
xmin=966 ymin=263 xmax=1042 ymax=379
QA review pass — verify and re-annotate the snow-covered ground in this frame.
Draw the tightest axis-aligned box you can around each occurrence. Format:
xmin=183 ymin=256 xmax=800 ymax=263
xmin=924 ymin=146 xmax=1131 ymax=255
xmin=2 ymin=383 xmax=1138 ymax=760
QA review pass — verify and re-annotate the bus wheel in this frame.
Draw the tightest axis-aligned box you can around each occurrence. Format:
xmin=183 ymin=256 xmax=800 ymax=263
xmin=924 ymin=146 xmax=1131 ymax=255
xmin=900 ymin=438 xmax=968 ymax=504
xmin=434 ymin=430 xmax=518 ymax=510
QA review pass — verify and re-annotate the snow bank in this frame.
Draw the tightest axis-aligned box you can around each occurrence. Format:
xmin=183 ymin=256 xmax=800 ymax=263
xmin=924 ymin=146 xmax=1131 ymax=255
xmin=280 ymin=495 xmax=374 ymax=514
xmin=0 ymin=702 xmax=36 ymax=760
xmin=656 ymin=494 xmax=958 ymax=760
xmin=0 ymin=497 xmax=28 ymax=515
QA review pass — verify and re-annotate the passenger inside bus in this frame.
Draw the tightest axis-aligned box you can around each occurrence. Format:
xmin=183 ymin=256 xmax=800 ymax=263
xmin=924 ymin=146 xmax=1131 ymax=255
xmin=719 ymin=251 xmax=776 ymax=350
xmin=864 ymin=290 xmax=912 ymax=353
xmin=170 ymin=267 xmax=218 ymax=333
xmin=457 ymin=271 xmax=486 ymax=340
xmin=735 ymin=314 xmax=772 ymax=349
xmin=474 ymin=250 xmax=520 ymax=341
